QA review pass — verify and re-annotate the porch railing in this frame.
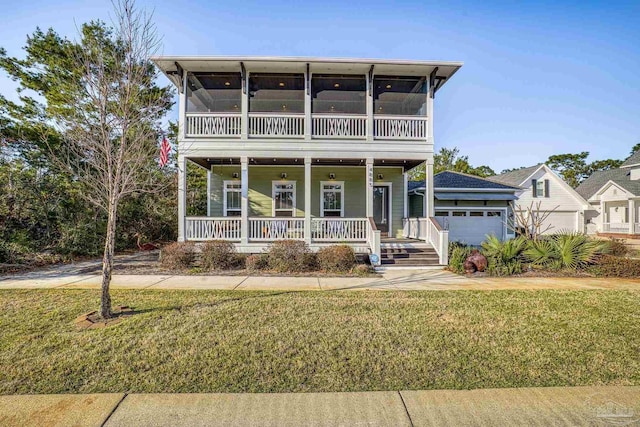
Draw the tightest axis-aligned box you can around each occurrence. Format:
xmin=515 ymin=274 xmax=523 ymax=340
xmin=603 ymin=222 xmax=632 ymax=233
xmin=249 ymin=217 xmax=305 ymax=241
xmin=428 ymin=217 xmax=449 ymax=265
xmin=248 ymin=113 xmax=305 ymax=138
xmin=374 ymin=116 xmax=428 ymax=140
xmin=402 ymin=217 xmax=428 ymax=240
xmin=186 ymin=113 xmax=241 ymax=137
xmin=311 ymin=218 xmax=368 ymax=242
xmin=366 ymin=217 xmax=381 ymax=258
xmin=312 ymin=114 xmax=367 ymax=139
xmin=185 ymin=217 xmax=241 ymax=241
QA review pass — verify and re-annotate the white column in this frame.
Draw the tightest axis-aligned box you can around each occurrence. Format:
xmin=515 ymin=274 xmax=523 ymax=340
xmin=425 ymin=160 xmax=434 ymax=217
xmin=206 ymin=168 xmax=212 ymax=217
xmin=305 ymin=68 xmax=312 ymax=141
xmin=177 ymin=155 xmax=187 ymax=242
xmin=366 ymin=158 xmax=374 ymax=217
xmin=403 ymin=172 xmax=408 ymax=218
xmin=601 ymin=201 xmax=607 ymax=232
xmin=240 ymin=157 xmax=249 ymax=244
xmin=304 ymin=158 xmax=312 ymax=244
xmin=241 ymin=72 xmax=249 ymax=139
xmin=179 ymin=69 xmax=187 ymax=140
xmin=366 ymin=72 xmax=374 ymax=141
xmin=629 ymin=199 xmax=636 ymax=234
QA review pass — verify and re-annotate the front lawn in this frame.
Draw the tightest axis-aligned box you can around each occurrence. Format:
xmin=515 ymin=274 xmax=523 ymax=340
xmin=1 ymin=289 xmax=638 ymax=394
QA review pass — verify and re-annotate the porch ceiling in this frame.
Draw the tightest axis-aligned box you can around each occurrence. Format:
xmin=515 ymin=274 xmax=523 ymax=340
xmin=152 ymin=56 xmax=462 ymax=93
xmin=187 ymin=157 xmax=422 ymax=170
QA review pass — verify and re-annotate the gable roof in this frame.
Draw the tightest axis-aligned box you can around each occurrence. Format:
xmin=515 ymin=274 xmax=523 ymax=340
xmin=489 ymin=164 xmax=542 ymax=186
xmin=575 ymin=168 xmax=640 ymax=199
xmin=409 ymin=171 xmax=520 ymax=192
xmin=621 ymin=150 xmax=640 ymax=168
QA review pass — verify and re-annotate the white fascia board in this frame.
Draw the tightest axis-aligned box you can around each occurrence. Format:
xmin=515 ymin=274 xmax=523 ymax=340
xmin=594 ymin=180 xmax=635 ymax=198
xmin=519 ymin=164 xmax=591 ymax=209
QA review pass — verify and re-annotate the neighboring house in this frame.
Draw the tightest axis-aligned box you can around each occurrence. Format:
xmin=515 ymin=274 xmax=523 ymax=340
xmin=407 ymin=171 xmax=519 ymax=245
xmin=153 ymin=56 xmax=463 ymax=264
xmin=576 ymin=151 xmax=640 ymax=236
xmin=491 ymin=164 xmax=591 ymax=234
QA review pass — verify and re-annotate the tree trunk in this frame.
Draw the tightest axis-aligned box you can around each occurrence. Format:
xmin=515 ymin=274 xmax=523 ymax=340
xmin=100 ymin=200 xmax=118 ymax=319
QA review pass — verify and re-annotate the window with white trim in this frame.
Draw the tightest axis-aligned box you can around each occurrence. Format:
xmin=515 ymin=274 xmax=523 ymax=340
xmin=223 ymin=181 xmax=241 ymax=216
xmin=272 ymin=181 xmax=296 ymax=217
xmin=321 ymin=181 xmax=344 ymax=217
xmin=536 ymin=180 xmax=545 ymax=197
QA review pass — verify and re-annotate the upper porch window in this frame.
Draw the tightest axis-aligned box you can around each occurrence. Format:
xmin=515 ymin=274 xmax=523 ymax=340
xmin=374 ymin=76 xmax=427 ymax=116
xmin=312 ymin=75 xmax=366 ymax=115
xmin=249 ymin=73 xmax=305 ymax=113
xmin=186 ymin=72 xmax=242 ymax=113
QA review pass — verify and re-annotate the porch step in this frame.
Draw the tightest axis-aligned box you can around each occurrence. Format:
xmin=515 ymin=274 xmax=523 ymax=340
xmin=379 ymin=245 xmax=441 ymax=267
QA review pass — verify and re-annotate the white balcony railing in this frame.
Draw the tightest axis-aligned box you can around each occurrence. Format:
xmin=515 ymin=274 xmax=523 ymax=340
xmin=312 ymin=114 xmax=367 ymax=139
xmin=402 ymin=217 xmax=428 ymax=240
xmin=603 ymin=222 xmax=632 ymax=234
xmin=374 ymin=116 xmax=428 ymax=140
xmin=311 ymin=218 xmax=368 ymax=242
xmin=186 ymin=113 xmax=241 ymax=137
xmin=185 ymin=217 xmax=241 ymax=241
xmin=249 ymin=218 xmax=305 ymax=241
xmin=248 ymin=113 xmax=305 ymax=138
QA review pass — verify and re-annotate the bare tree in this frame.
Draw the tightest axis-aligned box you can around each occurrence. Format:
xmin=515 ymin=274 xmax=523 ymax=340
xmin=51 ymin=0 xmax=173 ymax=318
xmin=508 ymin=201 xmax=559 ymax=240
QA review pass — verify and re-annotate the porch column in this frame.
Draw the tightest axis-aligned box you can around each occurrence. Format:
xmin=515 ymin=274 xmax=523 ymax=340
xmin=240 ymin=157 xmax=249 ymax=244
xmin=629 ymin=199 xmax=636 ymax=234
xmin=403 ymin=172 xmax=408 ymax=218
xmin=601 ymin=201 xmax=607 ymax=232
xmin=206 ymin=168 xmax=212 ymax=216
xmin=366 ymin=69 xmax=374 ymax=142
xmin=366 ymin=158 xmax=374 ymax=217
xmin=304 ymin=66 xmax=312 ymax=141
xmin=425 ymin=159 xmax=434 ymax=217
xmin=177 ymin=155 xmax=187 ymax=242
xmin=304 ymin=158 xmax=312 ymax=244
xmin=241 ymin=69 xmax=249 ymax=139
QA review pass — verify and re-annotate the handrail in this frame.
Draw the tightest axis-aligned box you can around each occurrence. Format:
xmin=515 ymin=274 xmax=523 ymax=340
xmin=429 ymin=216 xmax=443 ymax=231
xmin=366 ymin=216 xmax=381 ymax=263
xmin=368 ymin=217 xmax=378 ymax=231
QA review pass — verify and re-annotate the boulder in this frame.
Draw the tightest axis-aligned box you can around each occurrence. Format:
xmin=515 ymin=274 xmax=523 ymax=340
xmin=466 ymin=249 xmax=488 ymax=272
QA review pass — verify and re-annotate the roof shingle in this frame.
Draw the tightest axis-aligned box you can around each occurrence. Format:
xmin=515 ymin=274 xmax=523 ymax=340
xmin=489 ymin=164 xmax=542 ymax=187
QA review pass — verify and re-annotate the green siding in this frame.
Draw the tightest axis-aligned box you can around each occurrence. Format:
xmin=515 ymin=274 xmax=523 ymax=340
xmin=409 ymin=194 xmax=424 ymax=217
xmin=207 ymin=165 xmax=405 ymax=237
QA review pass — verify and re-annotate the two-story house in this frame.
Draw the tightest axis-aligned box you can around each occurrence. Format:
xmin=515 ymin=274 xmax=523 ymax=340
xmin=152 ymin=56 xmax=462 ymax=264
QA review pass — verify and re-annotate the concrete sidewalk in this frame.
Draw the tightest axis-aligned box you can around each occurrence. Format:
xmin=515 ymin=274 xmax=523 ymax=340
xmin=1 ymin=268 xmax=640 ymax=291
xmin=1 ymin=386 xmax=638 ymax=426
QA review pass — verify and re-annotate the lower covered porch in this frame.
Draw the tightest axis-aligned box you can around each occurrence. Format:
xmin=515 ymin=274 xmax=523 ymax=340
xmin=600 ymin=199 xmax=640 ymax=236
xmin=177 ymin=156 xmax=448 ymax=264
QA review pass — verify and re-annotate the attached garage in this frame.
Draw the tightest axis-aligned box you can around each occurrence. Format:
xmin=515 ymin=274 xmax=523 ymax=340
xmin=408 ymin=171 xmax=520 ymax=246
xmin=434 ymin=209 xmax=506 ymax=246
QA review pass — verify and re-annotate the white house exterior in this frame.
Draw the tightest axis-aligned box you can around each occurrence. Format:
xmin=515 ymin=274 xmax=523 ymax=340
xmin=152 ymin=56 xmax=462 ymax=264
xmin=491 ymin=164 xmax=591 ymax=235
xmin=576 ymin=151 xmax=640 ymax=236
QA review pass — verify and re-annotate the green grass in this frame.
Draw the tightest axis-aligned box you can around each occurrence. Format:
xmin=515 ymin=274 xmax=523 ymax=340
xmin=1 ymin=289 xmax=639 ymax=394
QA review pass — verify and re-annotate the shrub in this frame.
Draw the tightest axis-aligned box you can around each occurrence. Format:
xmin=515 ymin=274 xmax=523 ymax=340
xmin=605 ymin=238 xmax=628 ymax=257
xmin=246 ymin=253 xmax=269 ymax=272
xmin=317 ymin=245 xmax=357 ymax=272
xmin=160 ymin=242 xmax=195 ymax=269
xmin=201 ymin=240 xmax=240 ymax=270
xmin=266 ymin=240 xmax=316 ymax=272
xmin=481 ymin=235 xmax=527 ymax=276
xmin=523 ymin=233 xmax=610 ymax=271
xmin=448 ymin=243 xmax=473 ymax=274
xmin=351 ymin=263 xmax=374 ymax=276
xmin=590 ymin=255 xmax=640 ymax=277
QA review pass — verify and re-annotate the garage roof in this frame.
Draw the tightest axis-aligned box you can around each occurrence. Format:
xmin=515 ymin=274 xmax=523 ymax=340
xmin=434 ymin=192 xmax=517 ymax=201
xmin=409 ymin=171 xmax=521 ymax=193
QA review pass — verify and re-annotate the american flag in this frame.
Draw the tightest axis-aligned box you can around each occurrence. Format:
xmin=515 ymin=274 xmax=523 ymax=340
xmin=159 ymin=134 xmax=171 ymax=167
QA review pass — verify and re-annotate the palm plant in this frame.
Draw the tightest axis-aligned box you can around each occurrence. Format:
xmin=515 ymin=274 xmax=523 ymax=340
xmin=481 ymin=235 xmax=527 ymax=276
xmin=522 ymin=233 xmax=610 ymax=271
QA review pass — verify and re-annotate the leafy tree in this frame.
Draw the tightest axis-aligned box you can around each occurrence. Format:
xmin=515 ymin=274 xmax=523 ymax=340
xmin=631 ymin=142 xmax=640 ymax=155
xmin=0 ymin=0 xmax=173 ymax=318
xmin=409 ymin=147 xmax=495 ymax=181
xmin=546 ymin=152 xmax=622 ymax=188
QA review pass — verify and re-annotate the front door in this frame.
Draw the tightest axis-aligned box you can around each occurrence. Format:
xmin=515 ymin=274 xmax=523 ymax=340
xmin=373 ymin=185 xmax=390 ymax=235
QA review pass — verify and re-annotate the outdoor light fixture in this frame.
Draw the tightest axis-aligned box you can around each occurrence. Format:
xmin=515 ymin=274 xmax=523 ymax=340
xmin=279 ymin=82 xmax=285 ymax=87
xmin=232 ymin=172 xmax=239 ymax=179
xmin=334 ymin=83 xmax=340 ymax=88
xmin=224 ymin=81 xmax=230 ymax=86
xmin=377 ymin=174 xmax=384 ymax=180
xmin=281 ymin=173 xmax=288 ymax=179
xmin=386 ymin=84 xmax=392 ymax=89
xmin=329 ymin=173 xmax=336 ymax=179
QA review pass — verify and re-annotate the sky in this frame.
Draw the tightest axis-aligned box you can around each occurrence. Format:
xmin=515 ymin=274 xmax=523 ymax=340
xmin=1 ymin=0 xmax=638 ymax=173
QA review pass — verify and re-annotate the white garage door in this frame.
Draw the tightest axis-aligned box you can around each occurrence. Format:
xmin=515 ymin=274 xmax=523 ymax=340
xmin=435 ymin=210 xmax=505 ymax=246
xmin=540 ymin=211 xmax=578 ymax=234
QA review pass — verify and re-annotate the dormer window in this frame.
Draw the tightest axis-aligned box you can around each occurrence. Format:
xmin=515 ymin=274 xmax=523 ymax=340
xmin=532 ymin=179 xmax=549 ymax=198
